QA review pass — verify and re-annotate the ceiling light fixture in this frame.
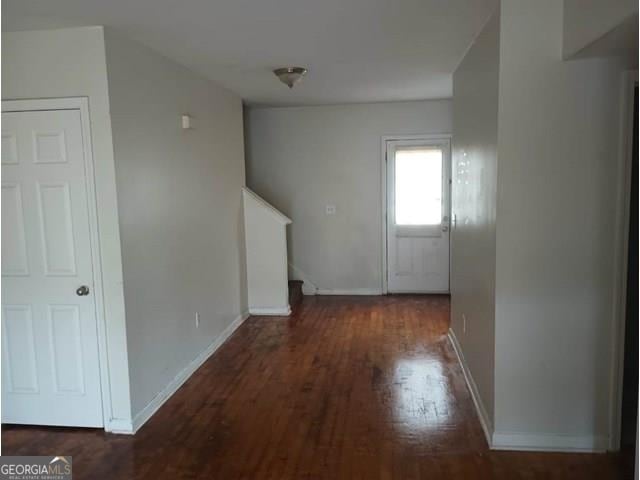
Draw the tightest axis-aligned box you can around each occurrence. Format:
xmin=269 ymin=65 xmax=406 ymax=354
xmin=273 ymin=67 xmax=307 ymax=88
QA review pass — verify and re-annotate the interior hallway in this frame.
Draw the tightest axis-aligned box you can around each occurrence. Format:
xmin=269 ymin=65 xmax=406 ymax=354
xmin=2 ymin=296 xmax=630 ymax=479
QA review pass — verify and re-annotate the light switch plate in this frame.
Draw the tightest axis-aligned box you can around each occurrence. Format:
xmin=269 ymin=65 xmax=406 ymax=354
xmin=326 ymin=205 xmax=336 ymax=215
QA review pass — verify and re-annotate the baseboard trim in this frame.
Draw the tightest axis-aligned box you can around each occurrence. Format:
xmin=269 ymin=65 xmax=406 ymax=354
xmin=447 ymin=329 xmax=608 ymax=453
xmin=131 ymin=310 xmax=250 ymax=433
xmin=315 ymin=288 xmax=382 ymax=295
xmin=287 ymin=262 xmax=318 ymax=295
xmin=447 ymin=329 xmax=494 ymax=447
xmin=491 ymin=432 xmax=608 ymax=452
xmin=248 ymin=306 xmax=291 ymax=316
xmin=105 ymin=418 xmax=134 ymax=434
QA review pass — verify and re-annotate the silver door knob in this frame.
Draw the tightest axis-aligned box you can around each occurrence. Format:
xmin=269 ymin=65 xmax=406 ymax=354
xmin=76 ymin=285 xmax=90 ymax=296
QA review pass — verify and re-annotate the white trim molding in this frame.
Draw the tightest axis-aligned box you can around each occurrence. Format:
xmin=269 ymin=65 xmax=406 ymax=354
xmin=491 ymin=432 xmax=608 ymax=453
xmin=447 ymin=329 xmax=493 ymax=447
xmin=287 ymin=263 xmax=382 ymax=296
xmin=316 ymin=288 xmax=382 ymax=295
xmin=106 ymin=418 xmax=135 ymax=435
xmin=288 ymin=262 xmax=318 ymax=295
xmin=449 ymin=328 xmax=610 ymax=453
xmin=249 ymin=306 xmax=292 ymax=316
xmin=131 ymin=311 xmax=250 ymax=433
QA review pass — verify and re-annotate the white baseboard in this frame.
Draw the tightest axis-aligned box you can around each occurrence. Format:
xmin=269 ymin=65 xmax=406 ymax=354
xmin=492 ymin=432 xmax=608 ymax=452
xmin=105 ymin=417 xmax=134 ymax=434
xmin=315 ymin=288 xmax=382 ymax=295
xmin=287 ymin=263 xmax=384 ymax=296
xmin=447 ymin=329 xmax=494 ymax=447
xmin=448 ymin=329 xmax=609 ymax=453
xmin=287 ymin=262 xmax=318 ymax=295
xmin=248 ymin=306 xmax=291 ymax=316
xmin=300 ymin=284 xmax=318 ymax=296
xmin=131 ymin=310 xmax=250 ymax=433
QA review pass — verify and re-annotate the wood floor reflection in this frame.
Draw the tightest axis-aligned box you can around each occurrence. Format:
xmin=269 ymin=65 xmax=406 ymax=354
xmin=2 ymin=295 xmax=631 ymax=479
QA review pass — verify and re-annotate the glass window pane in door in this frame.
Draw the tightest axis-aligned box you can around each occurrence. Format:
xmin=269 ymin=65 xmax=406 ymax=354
xmin=395 ymin=147 xmax=442 ymax=225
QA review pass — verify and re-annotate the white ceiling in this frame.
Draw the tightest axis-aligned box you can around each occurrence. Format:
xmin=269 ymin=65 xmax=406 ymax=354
xmin=3 ymin=0 xmax=496 ymax=106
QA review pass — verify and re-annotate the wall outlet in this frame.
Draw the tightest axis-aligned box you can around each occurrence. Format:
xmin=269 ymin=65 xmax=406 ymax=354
xmin=195 ymin=312 xmax=200 ymax=328
xmin=462 ymin=314 xmax=466 ymax=334
xmin=325 ymin=205 xmax=336 ymax=215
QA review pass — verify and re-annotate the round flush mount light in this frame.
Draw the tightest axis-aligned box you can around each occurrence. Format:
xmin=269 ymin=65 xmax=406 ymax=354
xmin=273 ymin=67 xmax=307 ymax=88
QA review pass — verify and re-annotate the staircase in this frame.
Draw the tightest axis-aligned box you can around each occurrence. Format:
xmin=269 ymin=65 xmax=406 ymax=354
xmin=288 ymin=280 xmax=303 ymax=311
xmin=243 ymin=187 xmax=292 ymax=315
xmin=243 ymin=187 xmax=306 ymax=315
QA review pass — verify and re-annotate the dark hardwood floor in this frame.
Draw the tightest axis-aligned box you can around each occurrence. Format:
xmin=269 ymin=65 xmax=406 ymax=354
xmin=2 ymin=295 xmax=632 ymax=479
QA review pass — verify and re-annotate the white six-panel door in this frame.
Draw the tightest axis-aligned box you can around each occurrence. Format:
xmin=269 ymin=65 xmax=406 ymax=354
xmin=1 ymin=108 xmax=103 ymax=427
xmin=386 ymin=138 xmax=451 ymax=293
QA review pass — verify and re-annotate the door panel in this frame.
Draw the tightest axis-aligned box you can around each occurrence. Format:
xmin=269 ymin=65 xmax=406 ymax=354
xmin=48 ymin=305 xmax=85 ymax=395
xmin=2 ymin=184 xmax=29 ymax=275
xmin=2 ymin=305 xmax=39 ymax=393
xmin=1 ymin=109 xmax=103 ymax=427
xmin=37 ymin=182 xmax=77 ymax=276
xmin=387 ymin=139 xmax=450 ymax=293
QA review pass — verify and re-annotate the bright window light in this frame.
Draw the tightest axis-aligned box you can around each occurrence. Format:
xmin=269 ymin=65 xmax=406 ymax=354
xmin=395 ymin=148 xmax=442 ymax=225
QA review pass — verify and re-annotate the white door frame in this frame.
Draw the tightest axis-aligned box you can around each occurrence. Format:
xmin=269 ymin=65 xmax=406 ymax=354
xmin=608 ymin=71 xmax=638 ymax=451
xmin=2 ymin=97 xmax=112 ymax=429
xmin=380 ymin=133 xmax=452 ymax=294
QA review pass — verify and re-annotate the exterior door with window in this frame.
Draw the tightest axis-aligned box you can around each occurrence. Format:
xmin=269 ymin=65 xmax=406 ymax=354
xmin=386 ymin=138 xmax=450 ymax=293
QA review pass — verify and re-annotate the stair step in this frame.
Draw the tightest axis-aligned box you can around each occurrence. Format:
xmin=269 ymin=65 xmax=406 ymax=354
xmin=288 ymin=280 xmax=304 ymax=310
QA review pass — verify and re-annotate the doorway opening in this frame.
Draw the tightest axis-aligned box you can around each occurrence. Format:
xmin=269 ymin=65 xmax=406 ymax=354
xmin=619 ymin=82 xmax=638 ymax=459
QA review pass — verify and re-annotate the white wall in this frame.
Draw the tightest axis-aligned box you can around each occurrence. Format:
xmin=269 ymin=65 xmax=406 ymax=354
xmin=451 ymin=0 xmax=631 ymax=450
xmin=451 ymin=10 xmax=500 ymax=433
xmin=494 ymin=0 xmax=627 ymax=449
xmin=103 ymin=29 xmax=247 ymax=422
xmin=2 ymin=27 xmax=133 ymax=431
xmin=243 ymin=188 xmax=291 ymax=314
xmin=245 ymin=101 xmax=451 ymax=293
xmin=563 ymin=0 xmax=637 ymax=58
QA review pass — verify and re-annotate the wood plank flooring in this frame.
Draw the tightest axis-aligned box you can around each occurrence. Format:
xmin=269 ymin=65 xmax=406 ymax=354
xmin=2 ymin=295 xmax=632 ymax=479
